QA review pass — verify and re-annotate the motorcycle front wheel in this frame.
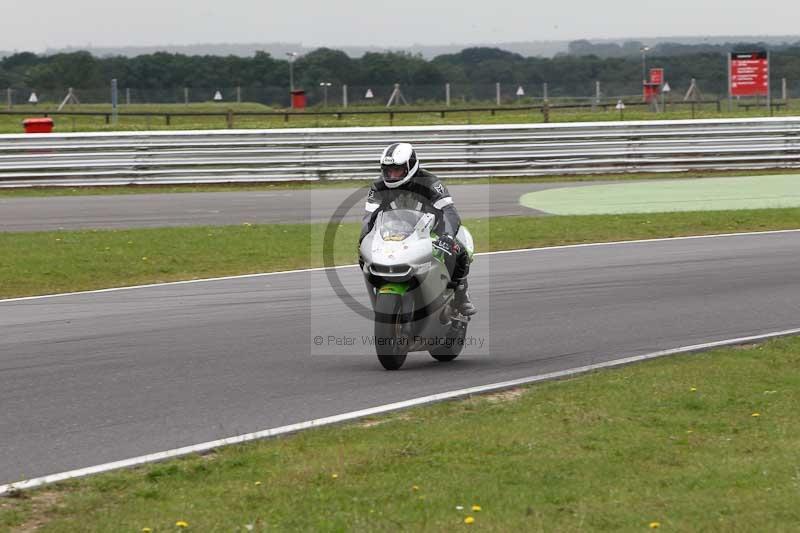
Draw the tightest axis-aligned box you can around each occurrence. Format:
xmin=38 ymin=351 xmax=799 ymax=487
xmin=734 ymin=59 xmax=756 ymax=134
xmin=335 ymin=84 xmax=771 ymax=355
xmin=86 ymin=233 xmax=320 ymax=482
xmin=374 ymin=293 xmax=409 ymax=370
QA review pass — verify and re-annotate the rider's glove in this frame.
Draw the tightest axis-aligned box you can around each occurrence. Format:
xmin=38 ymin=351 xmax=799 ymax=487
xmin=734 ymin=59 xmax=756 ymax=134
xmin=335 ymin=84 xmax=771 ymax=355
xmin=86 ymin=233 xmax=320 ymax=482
xmin=432 ymin=233 xmax=460 ymax=256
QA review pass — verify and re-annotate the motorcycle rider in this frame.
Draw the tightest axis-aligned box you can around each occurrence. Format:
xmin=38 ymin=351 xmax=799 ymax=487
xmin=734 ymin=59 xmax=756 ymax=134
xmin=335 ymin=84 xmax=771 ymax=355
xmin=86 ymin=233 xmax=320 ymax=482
xmin=359 ymin=142 xmax=476 ymax=316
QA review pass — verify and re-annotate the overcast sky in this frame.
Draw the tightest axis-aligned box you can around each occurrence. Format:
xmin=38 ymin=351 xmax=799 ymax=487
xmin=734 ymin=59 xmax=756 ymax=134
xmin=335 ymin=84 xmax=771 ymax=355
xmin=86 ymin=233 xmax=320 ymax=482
xmin=3 ymin=0 xmax=799 ymax=52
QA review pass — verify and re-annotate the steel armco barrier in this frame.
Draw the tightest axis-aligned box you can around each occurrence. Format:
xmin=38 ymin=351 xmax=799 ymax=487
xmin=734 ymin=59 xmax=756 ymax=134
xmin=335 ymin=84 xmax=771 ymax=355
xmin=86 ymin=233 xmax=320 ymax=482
xmin=1 ymin=117 xmax=799 ymax=187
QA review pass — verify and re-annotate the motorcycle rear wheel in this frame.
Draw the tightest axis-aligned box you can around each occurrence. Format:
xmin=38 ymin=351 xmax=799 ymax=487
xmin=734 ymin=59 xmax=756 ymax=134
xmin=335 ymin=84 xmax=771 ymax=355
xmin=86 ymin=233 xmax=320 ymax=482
xmin=429 ymin=321 xmax=467 ymax=362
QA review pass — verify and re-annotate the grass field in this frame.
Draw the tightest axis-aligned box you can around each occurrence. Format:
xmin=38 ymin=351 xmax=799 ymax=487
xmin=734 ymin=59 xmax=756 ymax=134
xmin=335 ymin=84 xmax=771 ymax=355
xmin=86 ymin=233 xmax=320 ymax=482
xmin=0 ymin=100 xmax=795 ymax=134
xmin=3 ymin=208 xmax=800 ymax=299
xmin=2 ymin=334 xmax=798 ymax=531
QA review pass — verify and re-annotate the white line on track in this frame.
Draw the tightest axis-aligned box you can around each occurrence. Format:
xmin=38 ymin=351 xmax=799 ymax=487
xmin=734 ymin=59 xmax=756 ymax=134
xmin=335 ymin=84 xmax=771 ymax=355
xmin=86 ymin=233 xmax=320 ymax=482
xmin=3 ymin=228 xmax=800 ymax=304
xmin=2 ymin=325 xmax=799 ymax=495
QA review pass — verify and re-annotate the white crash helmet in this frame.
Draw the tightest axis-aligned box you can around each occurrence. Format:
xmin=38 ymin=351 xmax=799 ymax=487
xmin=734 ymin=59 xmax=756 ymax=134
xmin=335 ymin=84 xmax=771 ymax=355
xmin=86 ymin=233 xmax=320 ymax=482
xmin=380 ymin=142 xmax=419 ymax=188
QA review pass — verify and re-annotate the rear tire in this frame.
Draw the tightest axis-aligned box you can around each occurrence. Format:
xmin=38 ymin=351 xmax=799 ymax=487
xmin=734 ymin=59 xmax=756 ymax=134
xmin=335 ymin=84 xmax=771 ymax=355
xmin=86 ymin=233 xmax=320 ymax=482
xmin=429 ymin=322 xmax=467 ymax=362
xmin=374 ymin=294 xmax=408 ymax=370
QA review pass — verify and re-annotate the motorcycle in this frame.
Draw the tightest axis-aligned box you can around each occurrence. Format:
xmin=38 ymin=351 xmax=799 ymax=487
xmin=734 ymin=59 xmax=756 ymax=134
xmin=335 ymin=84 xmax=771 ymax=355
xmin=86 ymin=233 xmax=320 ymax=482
xmin=359 ymin=208 xmax=474 ymax=370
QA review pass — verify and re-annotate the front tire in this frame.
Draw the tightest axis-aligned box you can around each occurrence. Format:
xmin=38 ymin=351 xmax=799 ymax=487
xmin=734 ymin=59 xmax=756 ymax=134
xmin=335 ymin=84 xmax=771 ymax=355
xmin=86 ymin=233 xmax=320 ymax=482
xmin=374 ymin=294 xmax=409 ymax=370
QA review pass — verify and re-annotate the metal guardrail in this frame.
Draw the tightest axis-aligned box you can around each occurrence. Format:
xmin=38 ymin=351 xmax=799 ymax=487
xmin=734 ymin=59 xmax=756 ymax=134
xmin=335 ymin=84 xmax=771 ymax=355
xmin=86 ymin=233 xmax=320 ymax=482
xmin=1 ymin=117 xmax=800 ymax=187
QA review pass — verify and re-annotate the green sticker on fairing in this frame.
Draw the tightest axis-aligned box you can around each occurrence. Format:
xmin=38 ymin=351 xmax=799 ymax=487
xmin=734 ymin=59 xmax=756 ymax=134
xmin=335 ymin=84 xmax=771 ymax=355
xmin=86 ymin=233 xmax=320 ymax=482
xmin=379 ymin=282 xmax=409 ymax=295
xmin=429 ymin=232 xmax=446 ymax=264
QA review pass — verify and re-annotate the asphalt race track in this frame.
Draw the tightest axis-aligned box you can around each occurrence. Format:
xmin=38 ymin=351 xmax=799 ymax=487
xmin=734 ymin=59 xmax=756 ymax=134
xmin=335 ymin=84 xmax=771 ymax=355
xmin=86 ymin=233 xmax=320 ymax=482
xmin=2 ymin=230 xmax=800 ymax=485
xmin=0 ymin=182 xmax=605 ymax=232
xmin=4 ymin=174 xmax=798 ymax=232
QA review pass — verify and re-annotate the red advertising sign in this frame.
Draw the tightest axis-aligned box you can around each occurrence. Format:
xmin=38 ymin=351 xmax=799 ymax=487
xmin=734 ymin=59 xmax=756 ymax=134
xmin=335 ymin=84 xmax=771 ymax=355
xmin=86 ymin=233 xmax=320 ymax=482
xmin=730 ymin=51 xmax=769 ymax=97
xmin=649 ymin=68 xmax=664 ymax=86
xmin=643 ymin=68 xmax=664 ymax=102
xmin=643 ymin=83 xmax=659 ymax=102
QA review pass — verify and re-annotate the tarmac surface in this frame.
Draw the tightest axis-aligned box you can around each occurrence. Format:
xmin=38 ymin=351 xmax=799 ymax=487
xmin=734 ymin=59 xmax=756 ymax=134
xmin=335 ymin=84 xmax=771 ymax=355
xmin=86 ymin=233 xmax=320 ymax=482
xmin=2 ymin=230 xmax=799 ymax=484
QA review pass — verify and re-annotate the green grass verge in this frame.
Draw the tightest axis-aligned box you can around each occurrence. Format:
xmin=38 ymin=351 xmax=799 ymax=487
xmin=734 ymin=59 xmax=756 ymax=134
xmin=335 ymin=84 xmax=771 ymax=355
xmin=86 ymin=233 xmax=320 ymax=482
xmin=3 ymin=335 xmax=799 ymax=531
xmin=2 ymin=208 xmax=800 ymax=299
xmin=9 ymin=103 xmax=275 ymax=113
xmin=1 ymin=169 xmax=797 ymax=198
xmin=0 ymin=100 xmax=796 ymax=134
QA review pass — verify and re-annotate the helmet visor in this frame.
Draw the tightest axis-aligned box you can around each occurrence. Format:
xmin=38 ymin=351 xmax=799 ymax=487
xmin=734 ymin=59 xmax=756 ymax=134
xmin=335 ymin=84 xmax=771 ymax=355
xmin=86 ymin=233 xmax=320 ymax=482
xmin=381 ymin=163 xmax=409 ymax=183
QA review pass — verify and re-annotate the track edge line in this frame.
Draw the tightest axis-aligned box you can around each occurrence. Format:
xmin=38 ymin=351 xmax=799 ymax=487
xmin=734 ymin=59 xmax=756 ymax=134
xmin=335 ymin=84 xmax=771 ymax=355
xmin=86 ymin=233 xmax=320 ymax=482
xmin=3 ymin=326 xmax=800 ymax=495
xmin=3 ymin=228 xmax=800 ymax=303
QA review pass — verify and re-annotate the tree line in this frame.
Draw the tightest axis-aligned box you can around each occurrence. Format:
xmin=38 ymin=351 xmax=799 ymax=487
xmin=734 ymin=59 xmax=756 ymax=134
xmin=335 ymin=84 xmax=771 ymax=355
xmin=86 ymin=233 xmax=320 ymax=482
xmin=566 ymin=39 xmax=800 ymax=58
xmin=2 ymin=45 xmax=800 ymax=98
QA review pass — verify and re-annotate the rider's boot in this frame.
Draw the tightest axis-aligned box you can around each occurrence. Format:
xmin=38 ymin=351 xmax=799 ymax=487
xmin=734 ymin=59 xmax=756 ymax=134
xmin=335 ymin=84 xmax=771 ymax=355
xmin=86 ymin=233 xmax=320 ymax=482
xmin=453 ymin=279 xmax=477 ymax=316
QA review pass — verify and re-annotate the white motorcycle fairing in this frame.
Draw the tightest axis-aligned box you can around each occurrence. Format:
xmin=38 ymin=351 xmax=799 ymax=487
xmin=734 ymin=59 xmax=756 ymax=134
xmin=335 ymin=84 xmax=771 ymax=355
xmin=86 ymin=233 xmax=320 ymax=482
xmin=359 ymin=209 xmax=473 ymax=370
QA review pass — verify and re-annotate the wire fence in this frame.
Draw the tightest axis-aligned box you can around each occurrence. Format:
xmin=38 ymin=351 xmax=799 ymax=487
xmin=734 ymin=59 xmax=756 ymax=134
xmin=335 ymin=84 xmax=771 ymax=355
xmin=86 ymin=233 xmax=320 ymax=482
xmin=7 ymin=79 xmax=796 ymax=109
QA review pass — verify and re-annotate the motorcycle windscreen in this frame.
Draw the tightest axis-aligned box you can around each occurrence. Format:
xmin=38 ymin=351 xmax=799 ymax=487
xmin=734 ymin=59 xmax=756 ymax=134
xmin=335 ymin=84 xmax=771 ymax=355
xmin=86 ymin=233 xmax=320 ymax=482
xmin=379 ymin=209 xmax=424 ymax=241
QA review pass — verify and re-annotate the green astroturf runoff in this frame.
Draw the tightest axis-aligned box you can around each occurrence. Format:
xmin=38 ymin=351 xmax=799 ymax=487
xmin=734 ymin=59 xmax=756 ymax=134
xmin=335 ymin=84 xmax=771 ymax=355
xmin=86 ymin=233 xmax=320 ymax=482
xmin=520 ymin=174 xmax=800 ymax=215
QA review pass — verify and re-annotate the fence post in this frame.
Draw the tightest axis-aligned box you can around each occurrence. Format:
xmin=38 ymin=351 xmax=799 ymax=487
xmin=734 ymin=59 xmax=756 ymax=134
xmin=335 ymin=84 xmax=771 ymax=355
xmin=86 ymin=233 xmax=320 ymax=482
xmin=125 ymin=87 xmax=131 ymax=105
xmin=111 ymin=79 xmax=118 ymax=125
xmin=782 ymin=78 xmax=787 ymax=101
xmin=6 ymin=88 xmax=11 ymax=110
xmin=595 ymin=81 xmax=601 ymax=110
xmin=542 ymin=82 xmax=548 ymax=103
xmin=766 ymin=51 xmax=772 ymax=114
xmin=445 ymin=83 xmax=451 ymax=107
xmin=226 ymin=109 xmax=234 ymax=129
xmin=495 ymin=82 xmax=501 ymax=106
xmin=237 ymin=86 xmax=242 ymax=103
xmin=542 ymin=102 xmax=550 ymax=123
xmin=342 ymin=84 xmax=348 ymax=108
xmin=184 ymin=87 xmax=189 ymax=106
